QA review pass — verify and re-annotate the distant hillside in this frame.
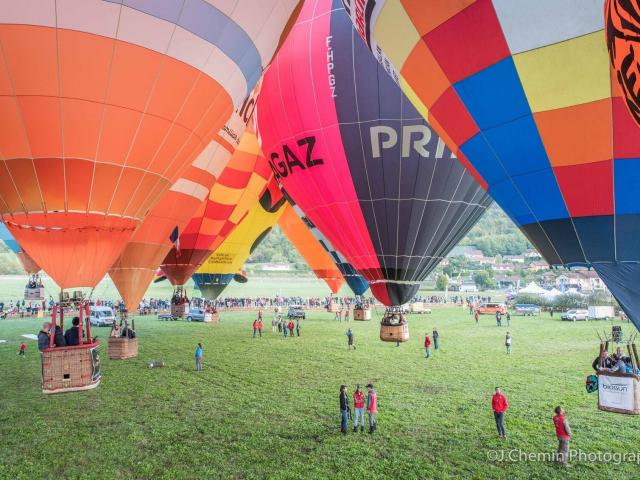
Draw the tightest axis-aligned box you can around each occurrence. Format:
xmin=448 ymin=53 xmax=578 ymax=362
xmin=459 ymin=204 xmax=531 ymax=256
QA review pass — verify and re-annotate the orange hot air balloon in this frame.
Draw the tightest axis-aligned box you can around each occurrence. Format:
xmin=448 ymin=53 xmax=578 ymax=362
xmin=161 ymin=126 xmax=274 ymax=286
xmin=0 ymin=0 xmax=303 ymax=289
xmin=110 ymin=89 xmax=261 ymax=311
xmin=279 ymin=204 xmax=345 ymax=294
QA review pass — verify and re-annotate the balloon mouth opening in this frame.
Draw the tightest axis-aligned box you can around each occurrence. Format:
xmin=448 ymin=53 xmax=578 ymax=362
xmin=3 ymin=213 xmax=138 ymax=232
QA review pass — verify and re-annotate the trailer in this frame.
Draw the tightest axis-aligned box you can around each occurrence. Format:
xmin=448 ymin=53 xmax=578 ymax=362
xmin=588 ymin=305 xmax=615 ymax=320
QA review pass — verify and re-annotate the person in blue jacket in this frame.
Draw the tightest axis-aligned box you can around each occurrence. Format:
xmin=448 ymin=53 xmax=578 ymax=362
xmin=195 ymin=343 xmax=203 ymax=371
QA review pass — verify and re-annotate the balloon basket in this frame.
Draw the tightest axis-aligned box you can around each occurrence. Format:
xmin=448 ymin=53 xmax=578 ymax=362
xmin=380 ymin=324 xmax=409 ymax=342
xmin=354 ymin=308 xmax=371 ymax=321
xmin=597 ymin=372 xmax=640 ymax=415
xmin=108 ymin=337 xmax=138 ymax=360
xmin=327 ymin=302 xmax=339 ymax=313
xmin=204 ymin=312 xmax=220 ymax=324
xmin=25 ymin=286 xmax=45 ymax=301
xmin=171 ymin=303 xmax=187 ymax=319
xmin=409 ymin=302 xmax=431 ymax=314
xmin=41 ymin=343 xmax=101 ymax=394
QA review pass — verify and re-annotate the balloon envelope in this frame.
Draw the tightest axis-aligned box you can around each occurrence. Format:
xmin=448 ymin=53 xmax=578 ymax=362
xmin=258 ymin=0 xmax=491 ymax=305
xmin=0 ymin=0 xmax=302 ymax=288
xmin=110 ymin=96 xmax=260 ymax=311
xmin=161 ymin=126 xmax=273 ymax=285
xmin=193 ymin=180 xmax=287 ymax=299
xmin=345 ymin=0 xmax=640 ymax=328
xmin=279 ymin=204 xmax=345 ymax=294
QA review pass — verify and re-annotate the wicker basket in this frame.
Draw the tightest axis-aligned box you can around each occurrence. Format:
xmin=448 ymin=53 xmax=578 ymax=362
xmin=108 ymin=337 xmax=138 ymax=360
xmin=171 ymin=303 xmax=187 ymax=318
xmin=327 ymin=303 xmax=339 ymax=313
xmin=380 ymin=324 xmax=409 ymax=342
xmin=207 ymin=312 xmax=220 ymax=324
xmin=41 ymin=343 xmax=101 ymax=394
xmin=353 ymin=308 xmax=371 ymax=321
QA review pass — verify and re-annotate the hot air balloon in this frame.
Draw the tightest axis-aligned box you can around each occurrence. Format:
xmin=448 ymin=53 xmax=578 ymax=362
xmin=257 ymin=0 xmax=491 ymax=309
xmin=0 ymin=0 xmax=302 ymax=291
xmin=193 ymin=179 xmax=287 ymax=299
xmin=161 ymin=124 xmax=274 ymax=292
xmin=109 ymin=90 xmax=261 ymax=312
xmin=279 ymin=204 xmax=345 ymax=294
xmin=284 ymin=196 xmax=369 ymax=296
xmin=343 ymin=0 xmax=640 ymax=331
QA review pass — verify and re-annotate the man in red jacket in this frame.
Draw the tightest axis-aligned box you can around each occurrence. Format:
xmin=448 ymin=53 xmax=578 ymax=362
xmin=424 ymin=334 xmax=431 ymax=358
xmin=491 ymin=387 xmax=508 ymax=438
xmin=553 ymin=406 xmax=572 ymax=466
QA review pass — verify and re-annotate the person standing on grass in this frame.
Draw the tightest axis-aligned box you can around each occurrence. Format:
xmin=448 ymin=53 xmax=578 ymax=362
xmin=296 ymin=318 xmax=301 ymax=337
xmin=345 ymin=306 xmax=350 ymax=322
xmin=288 ymin=319 xmax=295 ymax=337
xmin=339 ymin=385 xmax=349 ymax=434
xmin=474 ymin=310 xmax=479 ymax=324
xmin=257 ymin=318 xmax=264 ymax=337
xmin=505 ymin=332 xmax=512 ymax=354
xmin=433 ymin=328 xmax=439 ymax=350
xmin=18 ymin=341 xmax=26 ymax=357
xmin=496 ymin=311 xmax=502 ymax=327
xmin=491 ymin=387 xmax=508 ymax=439
xmin=353 ymin=385 xmax=365 ymax=433
xmin=506 ymin=311 xmax=511 ymax=327
xmin=335 ymin=309 xmax=340 ymax=322
xmin=252 ymin=319 xmax=259 ymax=338
xmin=283 ymin=320 xmax=288 ymax=337
xmin=424 ymin=333 xmax=432 ymax=358
xmin=553 ymin=406 xmax=572 ymax=466
xmin=194 ymin=343 xmax=203 ymax=371
xmin=346 ymin=328 xmax=354 ymax=350
xmin=366 ymin=383 xmax=377 ymax=433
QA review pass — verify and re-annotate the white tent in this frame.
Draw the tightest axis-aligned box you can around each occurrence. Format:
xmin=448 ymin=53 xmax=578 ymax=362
xmin=518 ymin=282 xmax=548 ymax=295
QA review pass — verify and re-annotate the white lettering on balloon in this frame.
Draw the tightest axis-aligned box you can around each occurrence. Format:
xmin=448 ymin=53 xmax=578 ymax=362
xmin=326 ymin=36 xmax=336 ymax=98
xmin=370 ymin=125 xmax=455 ymax=159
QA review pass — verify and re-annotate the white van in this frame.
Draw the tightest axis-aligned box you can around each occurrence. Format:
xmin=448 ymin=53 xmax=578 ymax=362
xmin=89 ymin=306 xmax=116 ymax=327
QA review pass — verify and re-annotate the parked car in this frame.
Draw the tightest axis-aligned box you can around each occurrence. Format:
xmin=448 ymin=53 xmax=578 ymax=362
xmin=561 ymin=309 xmax=589 ymax=321
xmin=475 ymin=303 xmax=507 ymax=315
xmin=186 ymin=308 xmax=207 ymax=322
xmin=514 ymin=304 xmax=540 ymax=316
xmin=588 ymin=305 xmax=614 ymax=320
xmin=89 ymin=306 xmax=116 ymax=327
xmin=288 ymin=305 xmax=306 ymax=320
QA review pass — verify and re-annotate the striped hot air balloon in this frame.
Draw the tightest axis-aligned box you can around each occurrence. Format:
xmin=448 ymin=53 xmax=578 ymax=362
xmin=192 ymin=179 xmax=287 ymax=299
xmin=162 ymin=125 xmax=274 ymax=286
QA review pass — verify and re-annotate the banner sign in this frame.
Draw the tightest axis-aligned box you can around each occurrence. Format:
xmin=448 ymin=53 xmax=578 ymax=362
xmin=599 ymin=374 xmax=636 ymax=412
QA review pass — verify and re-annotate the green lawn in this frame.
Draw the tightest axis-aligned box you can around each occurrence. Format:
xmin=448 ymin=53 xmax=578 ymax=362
xmin=1 ymin=307 xmax=638 ymax=479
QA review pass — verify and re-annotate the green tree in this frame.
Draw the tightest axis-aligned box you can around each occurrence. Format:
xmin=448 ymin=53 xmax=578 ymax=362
xmin=473 ymin=271 xmax=496 ymax=291
xmin=436 ymin=273 xmax=449 ymax=291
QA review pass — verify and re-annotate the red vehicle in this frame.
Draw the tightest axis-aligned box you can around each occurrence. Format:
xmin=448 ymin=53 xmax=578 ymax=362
xmin=475 ymin=303 xmax=507 ymax=315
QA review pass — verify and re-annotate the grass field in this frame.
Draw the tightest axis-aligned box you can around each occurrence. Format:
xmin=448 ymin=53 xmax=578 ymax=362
xmin=1 ymin=304 xmax=639 ymax=479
